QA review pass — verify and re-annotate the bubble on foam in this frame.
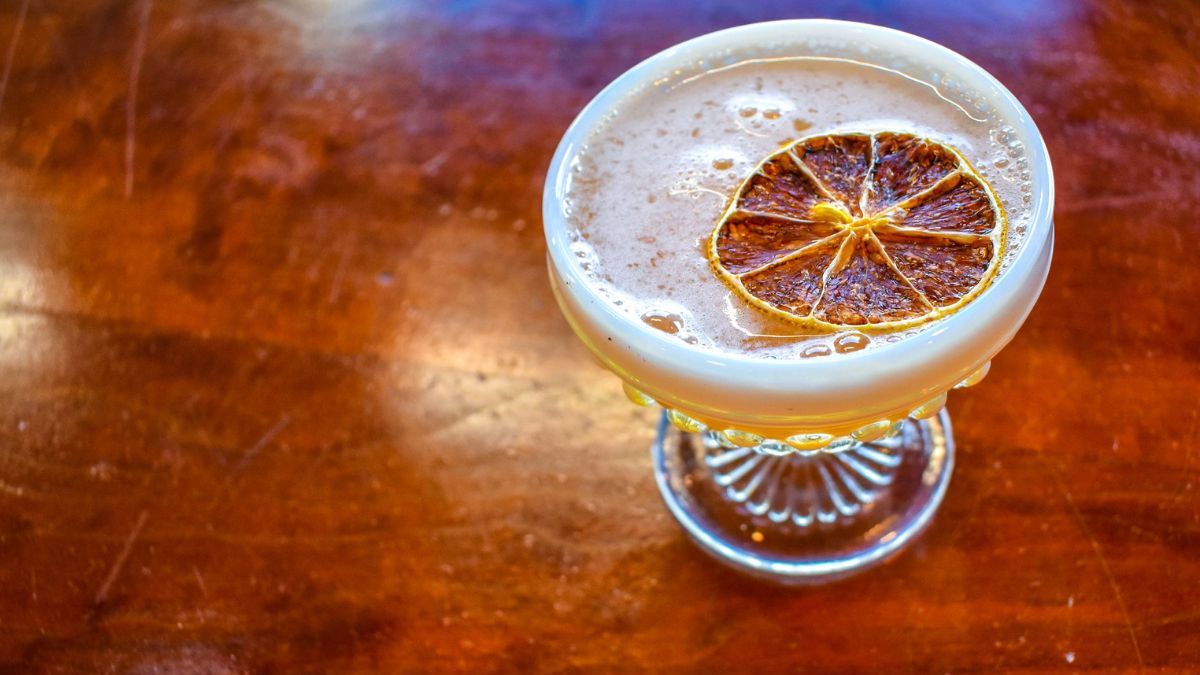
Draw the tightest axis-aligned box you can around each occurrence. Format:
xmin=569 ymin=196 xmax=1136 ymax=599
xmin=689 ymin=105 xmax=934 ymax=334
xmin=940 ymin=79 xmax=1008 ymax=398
xmin=833 ymin=332 xmax=870 ymax=354
xmin=641 ymin=310 xmax=684 ymax=334
xmin=990 ymin=125 xmax=1017 ymax=146
xmin=801 ymin=343 xmax=832 ymax=358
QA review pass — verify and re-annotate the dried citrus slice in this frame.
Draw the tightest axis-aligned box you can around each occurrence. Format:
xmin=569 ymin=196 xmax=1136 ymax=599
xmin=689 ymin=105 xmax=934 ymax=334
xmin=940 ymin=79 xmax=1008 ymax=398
xmin=709 ymin=132 xmax=1006 ymax=330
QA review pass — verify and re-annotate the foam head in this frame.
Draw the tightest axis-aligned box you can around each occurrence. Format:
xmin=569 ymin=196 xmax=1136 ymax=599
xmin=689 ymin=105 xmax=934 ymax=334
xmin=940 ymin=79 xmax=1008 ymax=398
xmin=544 ymin=20 xmax=1054 ymax=437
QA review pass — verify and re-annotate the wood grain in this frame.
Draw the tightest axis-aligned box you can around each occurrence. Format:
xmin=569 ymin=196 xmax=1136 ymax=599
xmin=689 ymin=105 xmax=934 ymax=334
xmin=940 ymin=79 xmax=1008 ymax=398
xmin=0 ymin=0 xmax=1198 ymax=672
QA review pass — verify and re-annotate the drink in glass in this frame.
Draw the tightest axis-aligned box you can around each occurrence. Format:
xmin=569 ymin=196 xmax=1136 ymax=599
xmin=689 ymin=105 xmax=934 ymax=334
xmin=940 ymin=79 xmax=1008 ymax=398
xmin=543 ymin=20 xmax=1053 ymax=583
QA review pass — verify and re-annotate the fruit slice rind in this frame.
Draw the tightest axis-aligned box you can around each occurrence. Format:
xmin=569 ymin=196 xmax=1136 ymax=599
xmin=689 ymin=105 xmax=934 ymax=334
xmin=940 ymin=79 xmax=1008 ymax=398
xmin=708 ymin=130 xmax=1007 ymax=332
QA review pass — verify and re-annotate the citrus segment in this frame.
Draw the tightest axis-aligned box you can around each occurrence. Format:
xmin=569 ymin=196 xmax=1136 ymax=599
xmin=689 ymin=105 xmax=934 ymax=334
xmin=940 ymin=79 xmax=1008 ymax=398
xmin=894 ymin=172 xmax=997 ymax=234
xmin=876 ymin=233 xmax=993 ymax=307
xmin=791 ymin=134 xmax=872 ymax=216
xmin=709 ymin=131 xmax=1006 ymax=332
xmin=865 ymin=132 xmax=960 ymax=212
xmin=715 ymin=212 xmax=841 ymax=274
xmin=741 ymin=234 xmax=845 ymax=315
xmin=814 ymin=233 xmax=929 ymax=325
xmin=737 ymin=152 xmax=829 ymax=218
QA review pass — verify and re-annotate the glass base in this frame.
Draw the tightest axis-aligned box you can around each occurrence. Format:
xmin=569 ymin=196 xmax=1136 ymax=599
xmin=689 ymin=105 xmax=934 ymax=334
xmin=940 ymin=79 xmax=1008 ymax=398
xmin=652 ymin=410 xmax=954 ymax=585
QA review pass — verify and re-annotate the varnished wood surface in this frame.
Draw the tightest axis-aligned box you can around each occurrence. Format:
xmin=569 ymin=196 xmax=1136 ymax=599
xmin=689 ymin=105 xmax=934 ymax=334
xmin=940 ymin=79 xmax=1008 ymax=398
xmin=0 ymin=1 xmax=1197 ymax=672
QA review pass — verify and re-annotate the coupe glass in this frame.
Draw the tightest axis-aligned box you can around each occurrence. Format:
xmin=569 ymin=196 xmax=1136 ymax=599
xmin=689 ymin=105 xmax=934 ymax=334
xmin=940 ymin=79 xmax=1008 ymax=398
xmin=542 ymin=20 xmax=1054 ymax=584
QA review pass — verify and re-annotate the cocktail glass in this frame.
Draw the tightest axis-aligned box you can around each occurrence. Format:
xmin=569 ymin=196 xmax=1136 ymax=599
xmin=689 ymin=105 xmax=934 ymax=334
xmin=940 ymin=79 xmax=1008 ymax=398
xmin=542 ymin=20 xmax=1054 ymax=584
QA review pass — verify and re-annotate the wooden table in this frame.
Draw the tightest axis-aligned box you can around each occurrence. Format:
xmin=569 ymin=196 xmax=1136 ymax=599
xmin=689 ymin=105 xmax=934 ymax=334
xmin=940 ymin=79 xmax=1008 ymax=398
xmin=1 ymin=1 xmax=1197 ymax=672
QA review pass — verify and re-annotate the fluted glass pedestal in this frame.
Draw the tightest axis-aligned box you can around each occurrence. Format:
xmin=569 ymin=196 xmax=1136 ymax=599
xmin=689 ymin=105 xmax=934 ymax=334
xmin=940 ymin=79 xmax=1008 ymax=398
xmin=652 ymin=410 xmax=954 ymax=584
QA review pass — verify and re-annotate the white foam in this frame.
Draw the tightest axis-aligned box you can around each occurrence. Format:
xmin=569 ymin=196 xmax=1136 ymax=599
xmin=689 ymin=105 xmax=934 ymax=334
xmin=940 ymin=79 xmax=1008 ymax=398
xmin=564 ymin=56 xmax=1034 ymax=359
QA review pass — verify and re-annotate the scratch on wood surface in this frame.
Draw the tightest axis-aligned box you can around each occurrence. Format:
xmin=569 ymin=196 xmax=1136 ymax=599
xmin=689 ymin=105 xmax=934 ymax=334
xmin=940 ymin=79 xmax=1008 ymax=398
xmin=1143 ymin=605 xmax=1200 ymax=628
xmin=0 ymin=0 xmax=30 ymax=121
xmin=192 ymin=565 xmax=208 ymax=597
xmin=30 ymin=568 xmax=37 ymax=603
xmin=1056 ymin=189 xmax=1182 ymax=214
xmin=1171 ymin=409 xmax=1199 ymax=506
xmin=1047 ymin=463 xmax=1145 ymax=672
xmin=328 ymin=233 xmax=357 ymax=305
xmin=0 ymin=478 xmax=25 ymax=496
xmin=233 ymin=413 xmax=291 ymax=473
xmin=124 ymin=0 xmax=152 ymax=198
xmin=94 ymin=510 xmax=149 ymax=605
xmin=419 ymin=148 xmax=450 ymax=176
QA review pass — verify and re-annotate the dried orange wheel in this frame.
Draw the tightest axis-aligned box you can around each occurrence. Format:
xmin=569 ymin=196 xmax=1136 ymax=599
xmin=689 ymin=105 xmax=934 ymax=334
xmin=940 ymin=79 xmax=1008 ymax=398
xmin=709 ymin=132 xmax=1006 ymax=330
